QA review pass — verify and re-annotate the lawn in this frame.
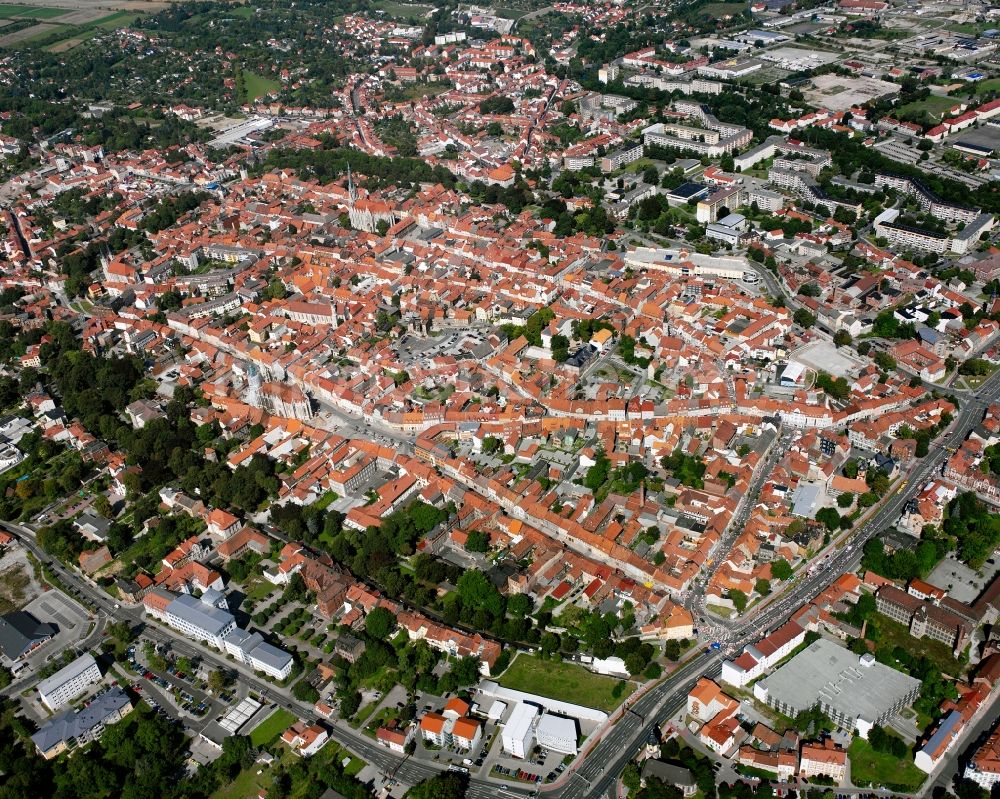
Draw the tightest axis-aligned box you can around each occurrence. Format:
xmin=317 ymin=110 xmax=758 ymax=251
xmin=848 ymin=737 xmax=925 ymax=791
xmin=210 ymin=762 xmax=271 ymax=799
xmin=249 ymin=707 xmax=296 ymax=747
xmin=622 ymin=157 xmax=655 ymax=174
xmin=244 ymin=577 xmax=277 ymax=603
xmin=974 ymin=78 xmax=1000 ymax=94
xmin=496 ymin=653 xmax=633 ymax=713
xmin=898 ymin=94 xmax=967 ymax=122
xmin=313 ymin=490 xmax=340 ymax=510
xmin=230 ymin=5 xmax=254 ymax=18
xmin=244 ymin=70 xmax=280 ymax=101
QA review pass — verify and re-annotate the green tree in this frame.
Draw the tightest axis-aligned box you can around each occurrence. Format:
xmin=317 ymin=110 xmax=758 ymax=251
xmin=793 ymin=308 xmax=816 ymax=329
xmin=407 ymin=771 xmax=468 ymax=799
xmin=365 ymin=606 xmax=397 ymax=640
xmin=730 ymin=589 xmax=748 ymax=613
xmin=622 ymin=762 xmax=642 ymax=792
xmin=451 ymin=655 xmax=481 ymax=686
xmin=771 ymin=559 xmax=792 ymax=580
xmin=292 ymin=680 xmax=319 ymax=703
xmin=208 ymin=669 xmax=230 ymax=693
xmin=550 ymin=333 xmax=570 ymax=362
xmin=464 ymin=529 xmax=490 ymax=552
xmin=816 ymin=507 xmax=842 ymax=531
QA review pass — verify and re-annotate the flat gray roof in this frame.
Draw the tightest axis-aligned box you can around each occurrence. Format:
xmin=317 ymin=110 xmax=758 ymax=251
xmin=757 ymin=638 xmax=920 ymax=725
xmin=249 ymin=640 xmax=292 ymax=670
xmin=168 ymin=593 xmax=234 ymax=636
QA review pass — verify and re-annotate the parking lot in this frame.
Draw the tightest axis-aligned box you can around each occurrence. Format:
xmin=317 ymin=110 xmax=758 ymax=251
xmin=128 ymin=639 xmax=233 ymax=724
xmin=930 ymin=554 xmax=1000 ymax=604
xmin=17 ymin=590 xmax=93 ymax=672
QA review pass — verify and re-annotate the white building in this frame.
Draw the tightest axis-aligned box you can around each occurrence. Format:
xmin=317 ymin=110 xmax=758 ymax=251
xmin=144 ymin=589 xmax=292 ymax=679
xmin=721 ymin=620 xmax=806 ymax=687
xmin=223 ymin=628 xmax=294 ymax=680
xmin=37 ymin=652 xmax=102 ymax=711
xmin=502 ymin=702 xmax=539 ymax=758
xmin=535 ymin=713 xmax=578 ymax=755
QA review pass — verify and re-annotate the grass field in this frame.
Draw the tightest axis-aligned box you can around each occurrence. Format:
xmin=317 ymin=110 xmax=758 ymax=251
xmin=372 ymin=1 xmax=433 ymax=20
xmin=211 ymin=762 xmax=272 ymax=799
xmin=386 ymin=81 xmax=450 ymax=102
xmin=13 ymin=7 xmax=65 ymax=18
xmin=244 ymin=70 xmax=280 ymax=101
xmin=494 ymin=7 xmax=530 ymax=19
xmin=0 ymin=563 xmax=30 ymax=614
xmin=973 ymin=78 xmax=1000 ymax=94
xmin=94 ymin=11 xmax=140 ymax=28
xmin=497 ymin=654 xmax=634 ymax=712
xmin=848 ymin=737 xmax=925 ymax=791
xmin=702 ymin=2 xmax=747 ymax=16
xmin=249 ymin=707 xmax=296 ymax=747
xmin=949 ymin=22 xmax=992 ymax=36
xmin=898 ymin=94 xmax=966 ymax=121
xmin=7 ymin=9 xmax=140 ymax=50
xmin=230 ymin=5 xmax=253 ymax=17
